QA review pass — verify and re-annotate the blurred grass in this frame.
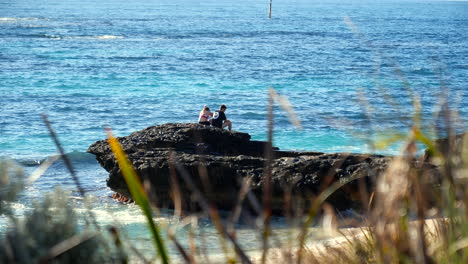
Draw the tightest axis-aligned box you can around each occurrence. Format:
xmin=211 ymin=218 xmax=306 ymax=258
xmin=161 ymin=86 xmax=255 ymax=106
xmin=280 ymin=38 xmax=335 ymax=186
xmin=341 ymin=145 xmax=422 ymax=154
xmin=1 ymin=85 xmax=467 ymax=264
xmin=106 ymin=128 xmax=170 ymax=264
xmin=1 ymin=93 xmax=467 ymax=263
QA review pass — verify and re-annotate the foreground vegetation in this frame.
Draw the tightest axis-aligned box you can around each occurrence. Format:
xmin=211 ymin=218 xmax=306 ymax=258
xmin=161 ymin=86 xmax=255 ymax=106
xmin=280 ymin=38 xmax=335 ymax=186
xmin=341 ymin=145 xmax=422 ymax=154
xmin=0 ymin=91 xmax=466 ymax=263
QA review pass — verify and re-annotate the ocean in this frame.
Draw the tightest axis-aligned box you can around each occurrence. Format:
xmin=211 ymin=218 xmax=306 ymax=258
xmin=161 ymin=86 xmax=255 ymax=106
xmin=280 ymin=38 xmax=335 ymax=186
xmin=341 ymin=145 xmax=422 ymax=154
xmin=1 ymin=0 xmax=467 ymax=260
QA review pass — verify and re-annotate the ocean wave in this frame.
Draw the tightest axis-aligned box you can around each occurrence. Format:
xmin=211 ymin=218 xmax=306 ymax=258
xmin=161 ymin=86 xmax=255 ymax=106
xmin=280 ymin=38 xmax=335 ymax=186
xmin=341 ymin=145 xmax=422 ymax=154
xmin=109 ymin=56 xmax=155 ymax=61
xmin=12 ymin=33 xmax=62 ymax=39
xmin=66 ymin=35 xmax=124 ymax=40
xmin=0 ymin=17 xmax=40 ymax=23
xmin=453 ymin=64 xmax=468 ymax=69
xmin=16 ymin=152 xmax=97 ymax=167
xmin=0 ymin=17 xmax=19 ymax=23
xmin=149 ymin=30 xmax=349 ymax=40
xmin=18 ymin=158 xmax=44 ymax=167
xmin=7 ymin=201 xmax=27 ymax=210
xmin=10 ymin=34 xmax=124 ymax=40
xmin=240 ymin=111 xmax=267 ymax=119
xmin=96 ymin=35 xmax=124 ymax=39
xmin=41 ymin=34 xmax=62 ymax=40
xmin=410 ymin=67 xmax=434 ymax=75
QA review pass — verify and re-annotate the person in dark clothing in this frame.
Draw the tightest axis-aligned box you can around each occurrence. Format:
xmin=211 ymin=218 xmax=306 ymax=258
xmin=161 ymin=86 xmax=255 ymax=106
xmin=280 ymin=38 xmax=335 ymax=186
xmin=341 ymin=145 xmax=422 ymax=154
xmin=211 ymin=104 xmax=232 ymax=131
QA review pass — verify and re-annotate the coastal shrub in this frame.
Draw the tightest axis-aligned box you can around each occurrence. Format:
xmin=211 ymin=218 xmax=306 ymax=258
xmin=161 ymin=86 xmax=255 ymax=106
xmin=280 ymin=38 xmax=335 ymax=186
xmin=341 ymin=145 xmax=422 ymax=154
xmin=0 ymin=161 xmax=126 ymax=264
xmin=0 ymin=160 xmax=25 ymax=214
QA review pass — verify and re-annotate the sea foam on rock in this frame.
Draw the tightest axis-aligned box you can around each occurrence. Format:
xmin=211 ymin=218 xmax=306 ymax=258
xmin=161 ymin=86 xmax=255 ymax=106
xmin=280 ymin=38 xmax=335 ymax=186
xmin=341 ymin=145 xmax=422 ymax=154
xmin=87 ymin=123 xmax=438 ymax=216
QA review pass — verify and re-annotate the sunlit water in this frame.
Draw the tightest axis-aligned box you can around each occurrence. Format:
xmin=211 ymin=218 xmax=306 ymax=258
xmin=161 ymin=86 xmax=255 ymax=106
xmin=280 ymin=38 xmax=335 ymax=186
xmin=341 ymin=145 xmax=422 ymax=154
xmin=1 ymin=0 xmax=467 ymax=260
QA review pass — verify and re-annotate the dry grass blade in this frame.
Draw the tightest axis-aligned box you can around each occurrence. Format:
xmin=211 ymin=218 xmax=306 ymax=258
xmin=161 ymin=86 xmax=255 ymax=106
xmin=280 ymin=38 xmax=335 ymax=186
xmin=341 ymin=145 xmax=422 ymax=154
xmin=108 ymin=226 xmax=130 ymax=264
xmin=41 ymin=114 xmax=100 ymax=229
xmin=187 ymin=217 xmax=200 ymax=263
xmin=346 ymin=16 xmax=415 ymax=101
xmin=169 ymin=153 xmax=232 ymax=262
xmin=373 ymin=154 xmax=411 ymax=262
xmin=168 ymin=229 xmax=196 ymax=264
xmin=342 ymin=15 xmax=423 ymax=151
xmin=169 ymin=152 xmax=183 ymax=218
xmin=260 ymin=88 xmax=302 ymax=263
xmin=172 ymin=156 xmax=253 ymax=264
xmin=27 ymin=155 xmax=60 ymax=184
xmin=355 ymin=88 xmax=376 ymax=150
xmin=261 ymin=90 xmax=274 ymax=264
xmin=228 ymin=176 xmax=253 ymax=231
xmin=268 ymin=88 xmax=302 ymax=130
xmin=39 ymin=232 xmax=96 ymax=264
xmin=296 ymin=172 xmax=367 ymax=263
xmin=42 ymin=114 xmax=86 ymax=197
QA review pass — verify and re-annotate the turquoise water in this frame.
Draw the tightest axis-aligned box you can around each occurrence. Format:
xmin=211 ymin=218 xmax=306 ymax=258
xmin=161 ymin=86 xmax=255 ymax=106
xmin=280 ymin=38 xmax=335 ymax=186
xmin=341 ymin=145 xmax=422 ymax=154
xmin=1 ymin=0 xmax=467 ymax=260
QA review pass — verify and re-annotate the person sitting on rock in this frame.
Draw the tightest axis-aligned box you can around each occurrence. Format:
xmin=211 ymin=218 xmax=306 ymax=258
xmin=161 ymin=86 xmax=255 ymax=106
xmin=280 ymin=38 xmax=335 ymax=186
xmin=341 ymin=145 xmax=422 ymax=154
xmin=211 ymin=104 xmax=232 ymax=131
xmin=198 ymin=105 xmax=213 ymax=126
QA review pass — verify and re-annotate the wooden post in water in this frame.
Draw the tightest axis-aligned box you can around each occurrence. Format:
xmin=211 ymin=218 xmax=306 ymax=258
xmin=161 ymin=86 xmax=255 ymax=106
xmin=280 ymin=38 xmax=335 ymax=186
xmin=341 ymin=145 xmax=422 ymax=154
xmin=269 ymin=0 xmax=272 ymax=19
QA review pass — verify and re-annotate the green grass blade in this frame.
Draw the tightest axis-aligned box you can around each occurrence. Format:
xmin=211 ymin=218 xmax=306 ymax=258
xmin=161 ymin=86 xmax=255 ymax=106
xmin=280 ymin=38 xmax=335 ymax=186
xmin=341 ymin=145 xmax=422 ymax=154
xmin=413 ymin=128 xmax=441 ymax=158
xmin=106 ymin=129 xmax=170 ymax=264
xmin=374 ymin=132 xmax=407 ymax=150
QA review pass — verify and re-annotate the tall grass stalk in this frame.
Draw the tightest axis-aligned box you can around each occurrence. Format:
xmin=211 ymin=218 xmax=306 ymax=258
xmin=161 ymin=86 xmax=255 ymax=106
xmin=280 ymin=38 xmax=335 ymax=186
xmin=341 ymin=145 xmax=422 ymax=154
xmin=2 ymin=89 xmax=465 ymax=263
xmin=171 ymin=156 xmax=252 ymax=264
xmin=106 ymin=128 xmax=170 ymax=264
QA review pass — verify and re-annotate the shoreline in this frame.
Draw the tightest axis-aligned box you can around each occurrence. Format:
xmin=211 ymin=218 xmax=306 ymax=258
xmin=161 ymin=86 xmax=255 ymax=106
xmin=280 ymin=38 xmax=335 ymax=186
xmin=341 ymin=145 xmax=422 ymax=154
xmin=246 ymin=218 xmax=445 ymax=263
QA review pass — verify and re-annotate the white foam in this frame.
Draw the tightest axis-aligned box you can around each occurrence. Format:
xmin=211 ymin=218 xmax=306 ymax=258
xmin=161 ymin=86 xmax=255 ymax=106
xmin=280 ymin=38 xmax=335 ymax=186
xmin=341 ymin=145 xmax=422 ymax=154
xmin=73 ymin=205 xmax=173 ymax=227
xmin=64 ymin=35 xmax=124 ymax=40
xmin=8 ymin=202 xmax=27 ymax=210
xmin=96 ymin=35 xmax=124 ymax=39
xmin=0 ymin=17 xmax=23 ymax=23
xmin=0 ymin=17 xmax=40 ymax=23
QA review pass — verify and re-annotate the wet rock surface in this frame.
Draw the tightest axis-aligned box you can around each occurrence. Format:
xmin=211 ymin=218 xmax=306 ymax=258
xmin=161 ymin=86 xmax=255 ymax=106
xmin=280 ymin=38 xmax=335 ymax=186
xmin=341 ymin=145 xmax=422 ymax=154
xmin=88 ymin=123 xmax=438 ymax=215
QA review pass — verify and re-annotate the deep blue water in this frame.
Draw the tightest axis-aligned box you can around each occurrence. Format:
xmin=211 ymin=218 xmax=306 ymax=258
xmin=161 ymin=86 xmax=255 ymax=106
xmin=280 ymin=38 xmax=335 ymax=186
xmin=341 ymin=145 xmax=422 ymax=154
xmin=1 ymin=0 xmax=467 ymax=260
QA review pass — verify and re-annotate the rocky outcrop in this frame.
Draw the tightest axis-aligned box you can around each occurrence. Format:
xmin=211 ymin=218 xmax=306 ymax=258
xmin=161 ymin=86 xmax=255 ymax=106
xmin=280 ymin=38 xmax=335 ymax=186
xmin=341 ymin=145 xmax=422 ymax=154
xmin=88 ymin=123 xmax=438 ymax=216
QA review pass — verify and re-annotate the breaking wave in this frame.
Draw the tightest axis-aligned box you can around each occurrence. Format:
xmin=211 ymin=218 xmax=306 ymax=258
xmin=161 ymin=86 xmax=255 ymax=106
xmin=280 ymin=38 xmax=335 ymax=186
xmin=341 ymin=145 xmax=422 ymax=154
xmin=67 ymin=35 xmax=124 ymax=40
xmin=16 ymin=152 xmax=97 ymax=167
xmin=0 ymin=17 xmax=41 ymax=23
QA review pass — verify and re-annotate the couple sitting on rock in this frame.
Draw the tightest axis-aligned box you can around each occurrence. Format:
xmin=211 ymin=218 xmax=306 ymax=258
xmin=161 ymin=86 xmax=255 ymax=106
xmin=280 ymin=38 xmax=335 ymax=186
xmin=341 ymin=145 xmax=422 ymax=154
xmin=198 ymin=104 xmax=232 ymax=131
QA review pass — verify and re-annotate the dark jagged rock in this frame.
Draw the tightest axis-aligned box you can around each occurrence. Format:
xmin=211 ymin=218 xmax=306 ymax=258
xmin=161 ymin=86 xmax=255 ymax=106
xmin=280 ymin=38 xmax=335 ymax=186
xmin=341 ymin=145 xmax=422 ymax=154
xmin=88 ymin=123 xmax=438 ymax=215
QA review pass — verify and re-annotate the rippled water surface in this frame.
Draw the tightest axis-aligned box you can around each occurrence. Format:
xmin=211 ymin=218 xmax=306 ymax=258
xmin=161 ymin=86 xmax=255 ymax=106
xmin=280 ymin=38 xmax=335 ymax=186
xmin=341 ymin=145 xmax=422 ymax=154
xmin=1 ymin=0 xmax=467 ymax=259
